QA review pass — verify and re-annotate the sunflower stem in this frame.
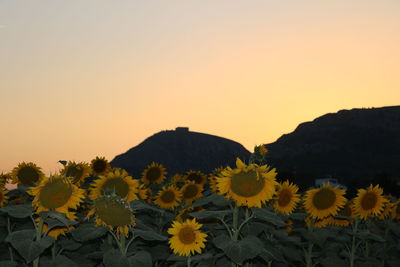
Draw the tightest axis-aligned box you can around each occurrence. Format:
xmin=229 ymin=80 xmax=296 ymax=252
xmin=231 ymin=204 xmax=239 ymax=267
xmin=51 ymin=242 xmax=56 ymax=261
xmin=6 ymin=216 xmax=14 ymax=263
xmin=33 ymin=217 xmax=44 ymax=267
xmin=349 ymin=218 xmax=360 ymax=267
xmin=119 ymin=233 xmax=126 ymax=256
xmin=305 ymin=219 xmax=314 ymax=267
xmin=187 ymin=255 xmax=192 ymax=267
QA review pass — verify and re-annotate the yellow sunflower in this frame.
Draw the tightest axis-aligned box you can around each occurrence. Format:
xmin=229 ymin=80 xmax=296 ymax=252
xmin=90 ymin=156 xmax=111 ymax=176
xmin=176 ymin=206 xmax=206 ymax=223
xmin=89 ymin=168 xmax=139 ymax=202
xmin=29 ymin=175 xmax=85 ymax=214
xmin=180 ymin=181 xmax=203 ymax=204
xmin=11 ymin=162 xmax=45 ymax=186
xmin=208 ymin=176 xmax=218 ymax=193
xmin=138 ymin=183 xmax=152 ymax=202
xmin=391 ymin=200 xmax=400 ymax=220
xmin=273 ymin=181 xmax=300 ymax=215
xmin=329 ymin=202 xmax=354 ymax=227
xmin=141 ymin=162 xmax=167 ymax=185
xmin=171 ymin=174 xmax=184 ymax=184
xmin=35 ymin=212 xmax=77 ymax=239
xmin=0 ymin=186 xmax=8 ymax=207
xmin=184 ymin=170 xmax=207 ymax=185
xmin=304 ymin=183 xmax=347 ymax=219
xmin=167 ymin=218 xmax=207 ymax=256
xmin=216 ymin=158 xmax=278 ymax=208
xmin=353 ymin=184 xmax=388 ymax=220
xmin=60 ymin=161 xmax=91 ymax=186
xmin=305 ymin=216 xmax=331 ymax=228
xmin=377 ymin=200 xmax=393 ymax=220
xmin=154 ymin=185 xmax=182 ymax=209
xmin=87 ymin=195 xmax=136 ymax=237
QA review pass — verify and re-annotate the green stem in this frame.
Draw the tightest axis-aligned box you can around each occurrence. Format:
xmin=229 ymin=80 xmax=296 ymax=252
xmin=33 ymin=217 xmax=44 ymax=267
xmin=305 ymin=219 xmax=314 ymax=267
xmin=107 ymin=233 xmax=113 ymax=245
xmin=349 ymin=219 xmax=360 ymax=267
xmin=120 ymin=234 xmax=126 ymax=256
xmin=7 ymin=216 xmax=14 ymax=263
xmin=187 ymin=255 xmax=191 ymax=267
xmin=231 ymin=205 xmax=239 ymax=267
xmin=51 ymin=243 xmax=56 ymax=261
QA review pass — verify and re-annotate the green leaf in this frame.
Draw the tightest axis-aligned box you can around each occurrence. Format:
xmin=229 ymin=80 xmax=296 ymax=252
xmin=128 ymin=251 xmax=152 ymax=267
xmin=103 ymin=249 xmax=130 ymax=267
xmin=213 ymin=235 xmax=263 ymax=265
xmin=192 ymin=193 xmax=229 ymax=207
xmin=134 ymin=229 xmax=167 ymax=241
xmin=70 ymin=223 xmax=107 ymax=242
xmin=40 ymin=211 xmax=78 ymax=227
xmin=189 ymin=210 xmax=231 ymax=220
xmin=0 ymin=204 xmax=33 ymax=218
xmin=252 ymin=208 xmax=286 ymax=227
xmin=42 ymin=255 xmax=79 ymax=267
xmin=57 ymin=238 xmax=81 ymax=251
xmin=319 ymin=257 xmax=347 ymax=267
xmin=0 ymin=261 xmax=19 ymax=267
xmin=289 ymin=212 xmax=307 ymax=221
xmin=130 ymin=201 xmax=165 ymax=214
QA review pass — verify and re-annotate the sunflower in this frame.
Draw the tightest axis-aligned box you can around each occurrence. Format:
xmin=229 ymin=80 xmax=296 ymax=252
xmin=184 ymin=170 xmax=207 ymax=185
xmin=36 ymin=212 xmax=77 ymax=239
xmin=305 ymin=215 xmax=331 ymax=228
xmin=304 ymin=183 xmax=346 ymax=219
xmin=176 ymin=206 xmax=206 ymax=223
xmin=283 ymin=219 xmax=293 ymax=233
xmin=0 ymin=186 xmax=8 ymax=207
xmin=138 ymin=183 xmax=152 ymax=201
xmin=208 ymin=176 xmax=218 ymax=193
xmin=154 ymin=185 xmax=182 ymax=209
xmin=11 ymin=162 xmax=45 ymax=186
xmin=377 ymin=200 xmax=393 ymax=220
xmin=168 ymin=218 xmax=207 ymax=256
xmin=29 ymin=175 xmax=85 ymax=214
xmin=329 ymin=202 xmax=354 ymax=227
xmin=0 ymin=172 xmax=11 ymax=187
xmin=216 ymin=158 xmax=278 ymax=208
xmin=171 ymin=174 xmax=184 ymax=184
xmin=87 ymin=195 xmax=136 ymax=237
xmin=90 ymin=156 xmax=111 ymax=176
xmin=89 ymin=168 xmax=139 ymax=202
xmin=391 ymin=200 xmax=400 ymax=220
xmin=353 ymin=184 xmax=388 ymax=220
xmin=273 ymin=181 xmax=300 ymax=215
xmin=60 ymin=161 xmax=91 ymax=186
xmin=180 ymin=181 xmax=203 ymax=204
xmin=141 ymin=162 xmax=167 ymax=185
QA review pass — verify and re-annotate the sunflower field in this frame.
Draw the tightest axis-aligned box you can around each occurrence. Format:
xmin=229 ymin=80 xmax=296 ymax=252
xmin=0 ymin=150 xmax=399 ymax=267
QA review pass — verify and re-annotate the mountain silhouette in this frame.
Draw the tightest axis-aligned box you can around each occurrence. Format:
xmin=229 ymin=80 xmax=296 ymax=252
xmin=110 ymin=127 xmax=251 ymax=178
xmin=264 ymin=106 xmax=400 ymax=194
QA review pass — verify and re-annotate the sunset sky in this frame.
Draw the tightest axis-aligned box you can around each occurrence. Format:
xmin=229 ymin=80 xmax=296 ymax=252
xmin=1 ymin=0 xmax=400 ymax=175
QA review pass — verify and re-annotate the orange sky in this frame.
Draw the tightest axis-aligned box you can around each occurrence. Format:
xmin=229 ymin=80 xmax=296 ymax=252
xmin=1 ymin=1 xmax=400 ymax=175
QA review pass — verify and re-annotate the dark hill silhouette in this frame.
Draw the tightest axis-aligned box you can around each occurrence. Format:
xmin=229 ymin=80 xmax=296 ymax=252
xmin=110 ymin=127 xmax=251 ymax=178
xmin=265 ymin=106 xmax=400 ymax=194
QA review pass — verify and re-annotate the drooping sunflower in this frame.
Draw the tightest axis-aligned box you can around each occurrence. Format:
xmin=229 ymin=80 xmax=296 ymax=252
xmin=176 ymin=206 xmax=206 ymax=223
xmin=138 ymin=183 xmax=152 ymax=202
xmin=35 ymin=212 xmax=77 ymax=239
xmin=154 ymin=185 xmax=182 ymax=209
xmin=89 ymin=168 xmax=139 ymax=202
xmin=216 ymin=158 xmax=278 ymax=208
xmin=168 ymin=218 xmax=207 ymax=256
xmin=29 ymin=175 xmax=85 ymax=214
xmin=141 ymin=162 xmax=167 ymax=185
xmin=329 ymin=202 xmax=354 ymax=227
xmin=11 ymin=162 xmax=45 ymax=186
xmin=273 ymin=181 xmax=300 ymax=215
xmin=60 ymin=161 xmax=91 ymax=186
xmin=90 ymin=156 xmax=111 ymax=176
xmin=304 ymin=183 xmax=347 ymax=219
xmin=87 ymin=195 xmax=136 ymax=237
xmin=391 ymin=200 xmax=400 ymax=220
xmin=353 ymin=184 xmax=388 ymax=220
xmin=180 ymin=181 xmax=203 ymax=204
xmin=184 ymin=170 xmax=207 ymax=186
xmin=0 ymin=186 xmax=8 ymax=207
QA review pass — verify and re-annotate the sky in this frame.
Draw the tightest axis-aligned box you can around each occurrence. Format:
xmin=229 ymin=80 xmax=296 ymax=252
xmin=1 ymin=0 xmax=400 ymax=175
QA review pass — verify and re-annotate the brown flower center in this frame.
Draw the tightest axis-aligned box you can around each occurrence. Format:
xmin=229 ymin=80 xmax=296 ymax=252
xmin=146 ymin=167 xmax=162 ymax=182
xmin=96 ymin=199 xmax=132 ymax=227
xmin=230 ymin=171 xmax=265 ymax=197
xmin=187 ymin=173 xmax=204 ymax=184
xmin=338 ymin=204 xmax=352 ymax=217
xmin=160 ymin=190 xmax=175 ymax=203
xmin=39 ymin=179 xmax=73 ymax=209
xmin=66 ymin=166 xmax=84 ymax=184
xmin=102 ymin=178 xmax=129 ymax=198
xmin=312 ymin=188 xmax=336 ymax=210
xmin=93 ymin=160 xmax=107 ymax=174
xmin=183 ymin=184 xmax=198 ymax=199
xmin=178 ymin=226 xmax=196 ymax=244
xmin=361 ymin=192 xmax=378 ymax=210
xmin=278 ymin=189 xmax=292 ymax=207
xmin=18 ymin=166 xmax=40 ymax=185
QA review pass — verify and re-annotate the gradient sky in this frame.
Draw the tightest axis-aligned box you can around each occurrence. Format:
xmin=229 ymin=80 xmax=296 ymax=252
xmin=1 ymin=0 xmax=400 ymax=175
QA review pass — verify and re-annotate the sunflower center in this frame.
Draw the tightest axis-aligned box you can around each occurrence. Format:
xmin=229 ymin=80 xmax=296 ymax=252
xmin=96 ymin=199 xmax=132 ymax=227
xmin=39 ymin=179 xmax=73 ymax=209
xmin=278 ymin=189 xmax=292 ymax=207
xmin=178 ymin=226 xmax=196 ymax=244
xmin=338 ymin=204 xmax=352 ymax=217
xmin=230 ymin=170 xmax=265 ymax=197
xmin=160 ymin=190 xmax=175 ymax=203
xmin=146 ymin=168 xmax=161 ymax=182
xmin=93 ymin=160 xmax=107 ymax=173
xmin=66 ymin=166 xmax=83 ymax=184
xmin=183 ymin=184 xmax=198 ymax=199
xmin=187 ymin=173 xmax=203 ymax=184
xmin=361 ymin=192 xmax=378 ymax=210
xmin=312 ymin=188 xmax=336 ymax=210
xmin=18 ymin=167 xmax=39 ymax=185
xmin=101 ymin=178 xmax=129 ymax=198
